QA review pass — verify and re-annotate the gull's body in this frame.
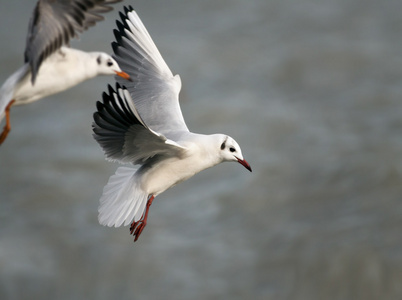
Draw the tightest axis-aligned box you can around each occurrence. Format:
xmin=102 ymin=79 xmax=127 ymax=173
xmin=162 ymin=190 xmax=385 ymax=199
xmin=93 ymin=7 xmax=252 ymax=242
xmin=0 ymin=0 xmax=129 ymax=144
xmin=2 ymin=48 xmax=122 ymax=108
xmin=138 ymin=133 xmax=230 ymax=195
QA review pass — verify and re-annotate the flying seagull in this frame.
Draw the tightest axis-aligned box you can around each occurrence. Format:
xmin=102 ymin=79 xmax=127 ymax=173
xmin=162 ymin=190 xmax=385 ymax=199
xmin=0 ymin=0 xmax=130 ymax=145
xmin=93 ymin=6 xmax=252 ymax=242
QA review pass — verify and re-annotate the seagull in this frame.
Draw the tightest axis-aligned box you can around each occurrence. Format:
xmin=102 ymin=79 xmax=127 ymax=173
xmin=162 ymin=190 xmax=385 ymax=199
xmin=92 ymin=6 xmax=252 ymax=242
xmin=0 ymin=0 xmax=130 ymax=145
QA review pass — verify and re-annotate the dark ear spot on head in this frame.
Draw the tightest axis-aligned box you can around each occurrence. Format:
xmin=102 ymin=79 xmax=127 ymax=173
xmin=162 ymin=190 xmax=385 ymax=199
xmin=96 ymin=55 xmax=101 ymax=65
xmin=220 ymin=142 xmax=225 ymax=150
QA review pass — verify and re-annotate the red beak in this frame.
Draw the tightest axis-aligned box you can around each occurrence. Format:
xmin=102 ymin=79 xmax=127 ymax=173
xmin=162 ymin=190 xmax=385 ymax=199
xmin=236 ymin=157 xmax=252 ymax=172
xmin=115 ymin=70 xmax=132 ymax=81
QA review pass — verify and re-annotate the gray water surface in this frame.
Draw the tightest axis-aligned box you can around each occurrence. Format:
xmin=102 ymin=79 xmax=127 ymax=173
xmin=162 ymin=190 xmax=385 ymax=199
xmin=1 ymin=0 xmax=402 ymax=299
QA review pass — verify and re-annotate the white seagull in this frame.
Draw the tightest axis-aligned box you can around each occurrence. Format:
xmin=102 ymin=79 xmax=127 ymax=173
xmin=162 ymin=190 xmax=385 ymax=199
xmin=92 ymin=6 xmax=252 ymax=242
xmin=0 ymin=0 xmax=130 ymax=145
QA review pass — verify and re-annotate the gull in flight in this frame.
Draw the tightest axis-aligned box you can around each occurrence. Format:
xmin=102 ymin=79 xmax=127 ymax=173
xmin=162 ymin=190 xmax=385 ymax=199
xmin=0 ymin=0 xmax=130 ymax=144
xmin=93 ymin=6 xmax=252 ymax=242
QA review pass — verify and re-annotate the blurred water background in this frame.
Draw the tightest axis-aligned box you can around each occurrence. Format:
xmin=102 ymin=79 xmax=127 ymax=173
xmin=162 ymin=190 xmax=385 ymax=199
xmin=1 ymin=0 xmax=402 ymax=299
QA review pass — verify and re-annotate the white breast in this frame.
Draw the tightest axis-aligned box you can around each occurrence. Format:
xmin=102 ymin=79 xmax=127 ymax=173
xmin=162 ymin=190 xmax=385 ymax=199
xmin=140 ymin=142 xmax=222 ymax=196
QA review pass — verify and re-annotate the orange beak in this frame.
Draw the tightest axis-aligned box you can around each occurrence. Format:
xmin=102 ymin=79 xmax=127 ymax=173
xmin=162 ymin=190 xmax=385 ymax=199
xmin=115 ymin=70 xmax=131 ymax=81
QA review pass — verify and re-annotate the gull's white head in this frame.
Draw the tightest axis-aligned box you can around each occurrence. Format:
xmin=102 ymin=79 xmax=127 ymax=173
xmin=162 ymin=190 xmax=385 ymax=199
xmin=217 ymin=134 xmax=252 ymax=172
xmin=93 ymin=53 xmax=131 ymax=80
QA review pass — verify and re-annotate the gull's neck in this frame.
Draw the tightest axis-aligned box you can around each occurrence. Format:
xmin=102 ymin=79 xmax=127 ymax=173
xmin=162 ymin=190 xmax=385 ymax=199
xmin=188 ymin=133 xmax=224 ymax=169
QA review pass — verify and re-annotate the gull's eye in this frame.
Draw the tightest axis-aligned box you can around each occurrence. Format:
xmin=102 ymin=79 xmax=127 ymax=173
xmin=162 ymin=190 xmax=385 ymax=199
xmin=229 ymin=147 xmax=236 ymax=153
xmin=107 ymin=61 xmax=113 ymax=67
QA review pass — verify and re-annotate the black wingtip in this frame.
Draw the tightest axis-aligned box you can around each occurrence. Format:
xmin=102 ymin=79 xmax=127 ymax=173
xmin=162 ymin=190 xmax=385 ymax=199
xmin=118 ymin=11 xmax=127 ymax=24
xmin=93 ymin=111 xmax=101 ymax=124
xmin=122 ymin=5 xmax=135 ymax=15
xmin=123 ymin=6 xmax=131 ymax=15
xmin=113 ymin=28 xmax=121 ymax=42
xmin=114 ymin=21 xmax=126 ymax=41
xmin=107 ymin=84 xmax=116 ymax=97
xmin=111 ymin=41 xmax=120 ymax=55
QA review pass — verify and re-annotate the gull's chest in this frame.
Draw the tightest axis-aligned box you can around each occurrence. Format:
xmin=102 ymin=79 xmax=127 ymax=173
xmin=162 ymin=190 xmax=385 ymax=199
xmin=140 ymin=153 xmax=218 ymax=195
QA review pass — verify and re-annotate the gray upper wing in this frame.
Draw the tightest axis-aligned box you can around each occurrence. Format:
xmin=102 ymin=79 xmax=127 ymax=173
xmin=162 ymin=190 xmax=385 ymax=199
xmin=112 ymin=6 xmax=189 ymax=137
xmin=25 ymin=0 xmax=122 ymax=84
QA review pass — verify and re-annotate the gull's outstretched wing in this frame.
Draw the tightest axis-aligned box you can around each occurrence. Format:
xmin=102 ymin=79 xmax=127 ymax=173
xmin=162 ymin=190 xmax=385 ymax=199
xmin=25 ymin=0 xmax=122 ymax=84
xmin=112 ymin=6 xmax=189 ymax=136
xmin=93 ymin=83 xmax=186 ymax=165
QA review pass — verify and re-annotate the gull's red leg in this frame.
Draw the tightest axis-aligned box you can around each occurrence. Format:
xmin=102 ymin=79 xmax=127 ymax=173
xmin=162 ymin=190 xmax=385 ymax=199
xmin=0 ymin=100 xmax=16 ymax=145
xmin=129 ymin=195 xmax=155 ymax=242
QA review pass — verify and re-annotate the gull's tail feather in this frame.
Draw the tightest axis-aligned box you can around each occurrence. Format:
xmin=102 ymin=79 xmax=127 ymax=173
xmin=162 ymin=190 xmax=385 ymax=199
xmin=98 ymin=166 xmax=149 ymax=227
xmin=0 ymin=64 xmax=29 ymax=121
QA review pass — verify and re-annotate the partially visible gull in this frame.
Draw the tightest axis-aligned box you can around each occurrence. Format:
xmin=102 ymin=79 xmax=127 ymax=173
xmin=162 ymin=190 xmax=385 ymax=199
xmin=0 ymin=0 xmax=130 ymax=144
xmin=92 ymin=6 xmax=252 ymax=242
